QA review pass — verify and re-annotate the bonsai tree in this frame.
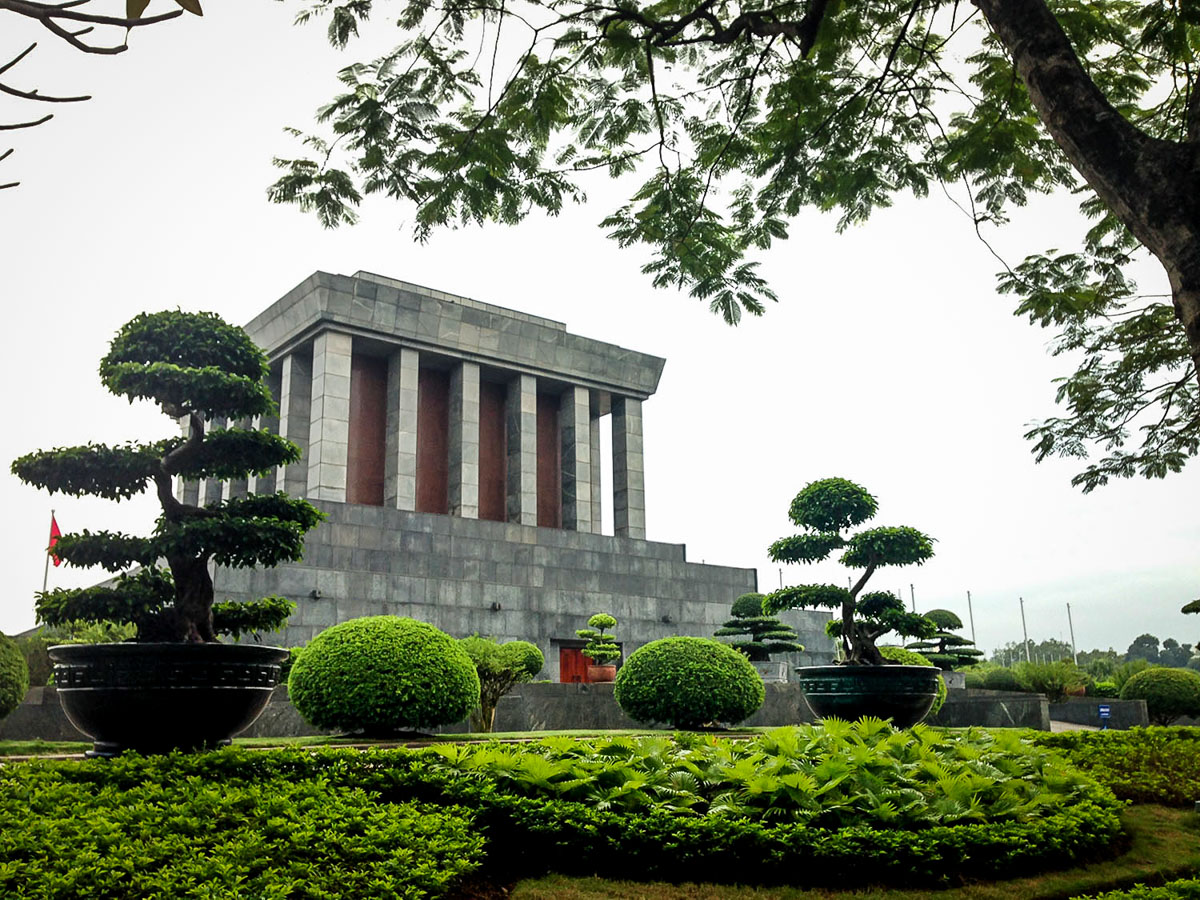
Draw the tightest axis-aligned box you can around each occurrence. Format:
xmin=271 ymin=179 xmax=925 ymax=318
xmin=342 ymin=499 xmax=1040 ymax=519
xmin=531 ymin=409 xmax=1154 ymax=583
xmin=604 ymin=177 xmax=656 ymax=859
xmin=764 ymin=478 xmax=937 ymax=666
xmin=577 ymin=613 xmax=620 ymax=665
xmin=460 ymin=636 xmax=544 ymax=733
xmin=11 ymin=311 xmax=324 ymax=643
xmin=714 ymin=593 xmax=805 ymax=662
xmin=905 ymin=610 xmax=985 ymax=670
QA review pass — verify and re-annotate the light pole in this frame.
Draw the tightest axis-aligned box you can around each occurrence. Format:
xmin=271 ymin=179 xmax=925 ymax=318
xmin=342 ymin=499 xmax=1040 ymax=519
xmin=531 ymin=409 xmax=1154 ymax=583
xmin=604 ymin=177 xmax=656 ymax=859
xmin=1066 ymin=603 xmax=1078 ymax=664
xmin=1020 ymin=597 xmax=1031 ymax=663
xmin=967 ymin=590 xmax=976 ymax=646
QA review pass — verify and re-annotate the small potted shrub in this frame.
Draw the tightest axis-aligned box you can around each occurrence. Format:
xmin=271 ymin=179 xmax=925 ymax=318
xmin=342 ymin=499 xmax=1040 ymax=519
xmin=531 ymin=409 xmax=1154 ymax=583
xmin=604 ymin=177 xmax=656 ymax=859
xmin=10 ymin=310 xmax=323 ymax=755
xmin=714 ymin=592 xmax=805 ymax=683
xmin=577 ymin=613 xmax=621 ymax=682
xmin=764 ymin=477 xmax=939 ymax=727
xmin=460 ymin=636 xmax=544 ymax=732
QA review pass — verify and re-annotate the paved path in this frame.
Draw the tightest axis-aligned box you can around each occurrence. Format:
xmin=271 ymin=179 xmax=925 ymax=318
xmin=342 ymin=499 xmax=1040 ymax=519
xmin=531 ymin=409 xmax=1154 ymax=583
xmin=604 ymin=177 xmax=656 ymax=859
xmin=1050 ymin=720 xmax=1100 ymax=732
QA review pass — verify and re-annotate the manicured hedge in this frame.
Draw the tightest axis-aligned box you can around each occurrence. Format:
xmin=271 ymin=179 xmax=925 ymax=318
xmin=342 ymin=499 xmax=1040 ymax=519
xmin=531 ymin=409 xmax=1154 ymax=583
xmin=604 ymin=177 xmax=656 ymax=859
xmin=1 ymin=731 xmax=1124 ymax=890
xmin=613 ymin=636 xmax=764 ymax=727
xmin=0 ymin=755 xmax=484 ymax=899
xmin=1076 ymin=879 xmax=1200 ymax=900
xmin=1120 ymin=667 xmax=1200 ymax=725
xmin=1034 ymin=727 xmax=1200 ymax=807
xmin=289 ymin=616 xmax=480 ymax=735
xmin=0 ymin=633 xmax=29 ymax=718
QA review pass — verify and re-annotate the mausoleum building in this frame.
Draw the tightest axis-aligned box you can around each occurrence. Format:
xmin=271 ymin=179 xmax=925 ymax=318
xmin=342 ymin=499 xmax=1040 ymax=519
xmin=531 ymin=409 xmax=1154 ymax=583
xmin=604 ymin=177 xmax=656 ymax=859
xmin=191 ymin=271 xmax=828 ymax=680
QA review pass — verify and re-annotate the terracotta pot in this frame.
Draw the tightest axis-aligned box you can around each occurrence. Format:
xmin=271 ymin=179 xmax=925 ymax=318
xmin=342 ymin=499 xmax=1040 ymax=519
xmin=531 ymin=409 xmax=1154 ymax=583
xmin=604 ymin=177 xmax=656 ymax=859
xmin=48 ymin=642 xmax=287 ymax=756
xmin=586 ymin=664 xmax=617 ymax=683
xmin=795 ymin=664 xmax=941 ymax=729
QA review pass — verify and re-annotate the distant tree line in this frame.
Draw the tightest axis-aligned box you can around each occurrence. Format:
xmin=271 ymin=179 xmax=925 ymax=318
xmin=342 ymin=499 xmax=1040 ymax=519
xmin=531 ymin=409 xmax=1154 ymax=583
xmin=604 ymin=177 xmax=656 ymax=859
xmin=990 ymin=634 xmax=1196 ymax=673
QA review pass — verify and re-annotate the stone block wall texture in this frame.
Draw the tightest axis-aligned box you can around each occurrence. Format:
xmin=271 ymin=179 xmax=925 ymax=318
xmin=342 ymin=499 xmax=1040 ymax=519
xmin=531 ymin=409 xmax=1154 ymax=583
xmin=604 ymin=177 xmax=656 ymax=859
xmin=1048 ymin=698 xmax=1148 ymax=730
xmin=212 ymin=500 xmax=832 ymax=682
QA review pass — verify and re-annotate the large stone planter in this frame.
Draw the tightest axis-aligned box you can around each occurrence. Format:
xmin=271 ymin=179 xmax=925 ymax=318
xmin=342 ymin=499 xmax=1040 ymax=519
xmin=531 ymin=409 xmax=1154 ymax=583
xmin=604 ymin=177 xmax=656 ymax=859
xmin=586 ymin=664 xmax=617 ymax=683
xmin=795 ymin=665 xmax=940 ymax=728
xmin=48 ymin=643 xmax=287 ymax=756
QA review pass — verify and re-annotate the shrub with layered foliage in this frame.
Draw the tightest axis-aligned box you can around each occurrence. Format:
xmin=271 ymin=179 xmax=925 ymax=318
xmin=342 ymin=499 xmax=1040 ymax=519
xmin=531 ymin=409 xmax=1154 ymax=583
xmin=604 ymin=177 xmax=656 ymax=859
xmin=460 ymin=636 xmax=543 ymax=733
xmin=1034 ymin=727 xmax=1200 ymax=807
xmin=906 ymin=609 xmax=984 ymax=670
xmin=1119 ymin=668 xmax=1200 ymax=725
xmin=714 ymin=592 xmax=805 ymax=661
xmin=614 ymin=636 xmax=764 ymax=728
xmin=0 ymin=634 xmax=29 ymax=719
xmin=576 ymin=613 xmax=621 ymax=665
xmin=765 ymin=478 xmax=936 ymax=665
xmin=10 ymin=311 xmax=324 ymax=643
xmin=289 ymin=616 xmax=480 ymax=735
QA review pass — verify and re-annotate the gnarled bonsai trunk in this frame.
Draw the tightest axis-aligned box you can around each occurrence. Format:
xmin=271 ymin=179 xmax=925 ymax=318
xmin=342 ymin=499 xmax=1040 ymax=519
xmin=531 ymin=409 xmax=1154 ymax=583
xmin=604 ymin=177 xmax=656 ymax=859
xmin=167 ymin=554 xmax=215 ymax=643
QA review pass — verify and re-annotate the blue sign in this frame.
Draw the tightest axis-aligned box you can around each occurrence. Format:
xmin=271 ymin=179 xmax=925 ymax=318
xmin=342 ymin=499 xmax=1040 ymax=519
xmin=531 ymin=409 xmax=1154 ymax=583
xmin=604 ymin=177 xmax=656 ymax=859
xmin=1098 ymin=704 xmax=1112 ymax=719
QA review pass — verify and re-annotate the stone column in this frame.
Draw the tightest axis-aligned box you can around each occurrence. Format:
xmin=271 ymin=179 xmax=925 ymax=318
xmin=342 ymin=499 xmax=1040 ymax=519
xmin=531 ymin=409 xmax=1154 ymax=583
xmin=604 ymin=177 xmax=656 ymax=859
xmin=384 ymin=347 xmax=419 ymax=510
xmin=276 ymin=351 xmax=312 ymax=498
xmin=612 ymin=397 xmax=645 ymax=539
xmin=177 ymin=415 xmax=201 ymax=506
xmin=560 ymin=385 xmax=592 ymax=532
xmin=255 ymin=368 xmax=280 ymax=495
xmin=225 ymin=418 xmax=250 ymax=499
xmin=202 ymin=416 xmax=226 ymax=507
xmin=307 ymin=331 xmax=353 ymax=502
xmin=589 ymin=408 xmax=602 ymax=534
xmin=505 ymin=374 xmax=537 ymax=525
xmin=448 ymin=361 xmax=480 ymax=518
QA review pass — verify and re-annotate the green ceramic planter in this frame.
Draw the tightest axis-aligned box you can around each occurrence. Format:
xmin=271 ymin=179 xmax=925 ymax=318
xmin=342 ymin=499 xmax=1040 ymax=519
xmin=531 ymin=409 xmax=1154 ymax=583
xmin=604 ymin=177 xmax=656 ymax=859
xmin=795 ymin=664 xmax=940 ymax=728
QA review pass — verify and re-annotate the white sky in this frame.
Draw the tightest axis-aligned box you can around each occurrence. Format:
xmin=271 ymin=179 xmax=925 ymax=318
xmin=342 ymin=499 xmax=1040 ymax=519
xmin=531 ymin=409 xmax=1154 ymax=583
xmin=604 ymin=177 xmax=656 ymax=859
xmin=1 ymin=1 xmax=1197 ymax=656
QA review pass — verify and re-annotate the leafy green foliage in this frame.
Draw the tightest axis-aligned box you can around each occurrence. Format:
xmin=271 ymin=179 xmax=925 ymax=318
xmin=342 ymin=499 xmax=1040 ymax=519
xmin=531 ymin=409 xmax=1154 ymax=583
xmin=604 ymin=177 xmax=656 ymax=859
xmin=877 ymin=646 xmax=946 ymax=714
xmin=576 ymin=613 xmax=621 ymax=665
xmin=11 ymin=311 xmax=324 ymax=643
xmin=289 ymin=616 xmax=481 ymax=735
xmin=426 ymin=722 xmax=1107 ymax=827
xmin=211 ymin=596 xmax=296 ymax=642
xmin=1016 ymin=660 xmax=1089 ymax=703
xmin=983 ymin=668 xmax=1026 ymax=692
xmin=0 ymin=635 xmax=29 ymax=719
xmin=714 ymin=592 xmax=805 ymax=661
xmin=459 ymin=636 xmax=544 ymax=732
xmin=1119 ymin=667 xmax=1200 ymax=725
xmin=0 ymin=740 xmax=1122 ymax=888
xmin=907 ymin=608 xmax=983 ymax=670
xmin=765 ymin=478 xmax=934 ymax=664
xmin=788 ymin=478 xmax=877 ymax=532
xmin=0 ymin=757 xmax=484 ymax=899
xmin=613 ymin=637 xmax=765 ymax=727
xmin=271 ymin=0 xmax=1200 ymax=489
xmin=1077 ymin=879 xmax=1200 ymax=900
xmin=1035 ymin=726 xmax=1200 ymax=807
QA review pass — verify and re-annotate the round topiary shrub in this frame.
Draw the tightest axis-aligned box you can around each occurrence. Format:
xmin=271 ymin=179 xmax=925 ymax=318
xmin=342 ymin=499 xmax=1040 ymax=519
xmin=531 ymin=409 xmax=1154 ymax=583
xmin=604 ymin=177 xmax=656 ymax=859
xmin=289 ymin=616 xmax=480 ymax=735
xmin=878 ymin=645 xmax=947 ymax=714
xmin=614 ymin=637 xmax=765 ymax=728
xmin=1119 ymin=666 xmax=1200 ymax=725
xmin=983 ymin=668 xmax=1024 ymax=692
xmin=0 ymin=633 xmax=30 ymax=719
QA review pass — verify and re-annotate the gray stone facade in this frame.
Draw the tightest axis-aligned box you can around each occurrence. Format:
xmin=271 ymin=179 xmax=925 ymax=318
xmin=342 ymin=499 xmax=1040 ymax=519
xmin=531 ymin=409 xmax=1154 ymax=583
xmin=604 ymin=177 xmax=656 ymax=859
xmin=195 ymin=270 xmax=830 ymax=678
xmin=213 ymin=501 xmax=830 ymax=681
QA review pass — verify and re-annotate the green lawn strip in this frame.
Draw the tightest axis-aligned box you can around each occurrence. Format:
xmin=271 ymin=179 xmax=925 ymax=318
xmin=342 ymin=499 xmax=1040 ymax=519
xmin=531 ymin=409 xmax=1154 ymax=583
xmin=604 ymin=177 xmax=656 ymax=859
xmin=511 ymin=806 xmax=1200 ymax=900
xmin=0 ymin=740 xmax=89 ymax=757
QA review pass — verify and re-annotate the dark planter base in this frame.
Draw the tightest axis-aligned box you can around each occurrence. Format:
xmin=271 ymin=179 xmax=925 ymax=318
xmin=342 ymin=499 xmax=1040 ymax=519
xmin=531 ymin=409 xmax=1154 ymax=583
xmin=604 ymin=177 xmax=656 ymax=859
xmin=48 ymin=643 xmax=288 ymax=756
xmin=795 ymin=664 xmax=940 ymax=729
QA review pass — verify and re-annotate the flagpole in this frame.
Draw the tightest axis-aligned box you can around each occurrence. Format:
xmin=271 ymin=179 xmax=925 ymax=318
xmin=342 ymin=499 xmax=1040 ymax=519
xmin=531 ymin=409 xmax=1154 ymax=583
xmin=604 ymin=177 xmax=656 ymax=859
xmin=42 ymin=508 xmax=54 ymax=593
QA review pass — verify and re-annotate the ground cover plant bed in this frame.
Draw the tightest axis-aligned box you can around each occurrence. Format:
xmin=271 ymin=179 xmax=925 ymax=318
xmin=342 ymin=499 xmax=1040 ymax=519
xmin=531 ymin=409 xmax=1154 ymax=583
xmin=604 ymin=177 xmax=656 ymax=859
xmin=1033 ymin=727 xmax=1200 ymax=807
xmin=0 ymin=723 xmax=1125 ymax=896
xmin=512 ymin=806 xmax=1200 ymax=899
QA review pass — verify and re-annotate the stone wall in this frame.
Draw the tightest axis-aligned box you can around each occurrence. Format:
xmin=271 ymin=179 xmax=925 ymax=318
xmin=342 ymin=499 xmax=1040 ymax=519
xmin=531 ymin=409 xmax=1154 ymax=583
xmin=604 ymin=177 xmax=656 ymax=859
xmin=1048 ymin=698 xmax=1148 ymax=730
xmin=214 ymin=500 xmax=832 ymax=681
xmin=926 ymin=689 xmax=1051 ymax=731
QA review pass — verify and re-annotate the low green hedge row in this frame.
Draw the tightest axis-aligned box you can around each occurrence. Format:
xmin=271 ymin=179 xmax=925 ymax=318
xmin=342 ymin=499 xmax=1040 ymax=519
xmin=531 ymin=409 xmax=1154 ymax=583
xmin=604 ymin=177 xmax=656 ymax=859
xmin=1076 ymin=879 xmax=1200 ymax=900
xmin=6 ymin=740 xmax=1124 ymax=889
xmin=0 ymin=758 xmax=484 ymax=900
xmin=1033 ymin=727 xmax=1200 ymax=807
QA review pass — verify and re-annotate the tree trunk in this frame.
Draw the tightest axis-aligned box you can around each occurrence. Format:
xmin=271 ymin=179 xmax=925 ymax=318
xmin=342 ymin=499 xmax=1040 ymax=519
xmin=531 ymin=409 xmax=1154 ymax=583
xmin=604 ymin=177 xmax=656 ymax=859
xmin=973 ymin=0 xmax=1200 ymax=389
xmin=167 ymin=554 xmax=215 ymax=643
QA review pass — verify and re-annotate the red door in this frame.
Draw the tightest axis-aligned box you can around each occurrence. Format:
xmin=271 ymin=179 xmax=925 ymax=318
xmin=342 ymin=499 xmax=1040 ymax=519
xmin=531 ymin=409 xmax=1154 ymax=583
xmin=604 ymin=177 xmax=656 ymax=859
xmin=560 ymin=647 xmax=589 ymax=683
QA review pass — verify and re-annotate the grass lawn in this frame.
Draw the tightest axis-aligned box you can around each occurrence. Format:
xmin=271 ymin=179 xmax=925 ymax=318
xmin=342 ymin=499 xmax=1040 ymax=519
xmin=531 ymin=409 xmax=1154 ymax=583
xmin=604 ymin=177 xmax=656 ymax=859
xmin=512 ymin=806 xmax=1200 ymax=899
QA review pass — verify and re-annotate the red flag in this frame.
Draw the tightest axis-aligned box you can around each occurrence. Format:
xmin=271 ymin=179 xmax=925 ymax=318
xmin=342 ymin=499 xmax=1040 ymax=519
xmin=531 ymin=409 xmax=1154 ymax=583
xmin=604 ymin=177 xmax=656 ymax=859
xmin=48 ymin=514 xmax=61 ymax=567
